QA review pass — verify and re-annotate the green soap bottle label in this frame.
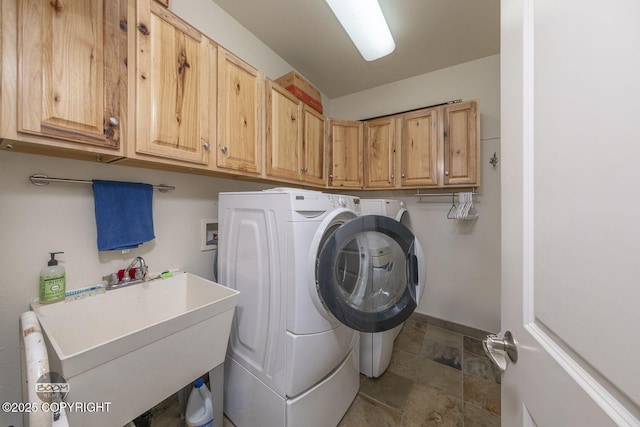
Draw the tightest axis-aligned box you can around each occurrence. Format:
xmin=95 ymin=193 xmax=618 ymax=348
xmin=40 ymin=273 xmax=65 ymax=302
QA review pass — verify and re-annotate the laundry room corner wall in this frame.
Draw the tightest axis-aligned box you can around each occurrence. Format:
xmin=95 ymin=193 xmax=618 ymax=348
xmin=0 ymin=3 xmax=500 ymax=424
xmin=339 ymin=55 xmax=501 ymax=334
xmin=168 ymin=4 xmax=502 ymax=335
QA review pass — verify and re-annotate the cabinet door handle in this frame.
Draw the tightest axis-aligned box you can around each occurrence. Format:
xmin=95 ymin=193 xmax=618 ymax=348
xmin=109 ymin=117 xmax=120 ymax=126
xmin=221 ymin=146 xmax=228 ymax=154
xmin=390 ymin=174 xmax=394 ymax=179
xmin=203 ymin=142 xmax=211 ymax=150
xmin=445 ymin=170 xmax=449 ymax=176
xmin=301 ymin=167 xmax=308 ymax=173
xmin=401 ymin=173 xmax=406 ymax=179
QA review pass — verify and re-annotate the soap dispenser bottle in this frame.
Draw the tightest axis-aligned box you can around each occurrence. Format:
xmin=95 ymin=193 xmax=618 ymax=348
xmin=39 ymin=252 xmax=65 ymax=303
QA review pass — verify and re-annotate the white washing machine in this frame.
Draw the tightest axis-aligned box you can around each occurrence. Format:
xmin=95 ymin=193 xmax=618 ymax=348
xmin=218 ymin=189 xmax=421 ymax=427
xmin=358 ymin=199 xmax=427 ymax=378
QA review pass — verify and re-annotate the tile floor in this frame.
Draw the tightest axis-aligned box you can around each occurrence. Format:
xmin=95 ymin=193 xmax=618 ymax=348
xmin=150 ymin=313 xmax=501 ymax=427
xmin=338 ymin=313 xmax=501 ymax=427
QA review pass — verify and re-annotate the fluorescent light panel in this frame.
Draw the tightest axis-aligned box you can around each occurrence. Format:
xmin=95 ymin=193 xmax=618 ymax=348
xmin=326 ymin=0 xmax=396 ymax=61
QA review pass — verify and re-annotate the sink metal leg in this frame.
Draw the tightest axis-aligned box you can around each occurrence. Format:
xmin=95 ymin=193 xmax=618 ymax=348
xmin=177 ymin=385 xmax=188 ymax=420
xmin=209 ymin=363 xmax=224 ymax=425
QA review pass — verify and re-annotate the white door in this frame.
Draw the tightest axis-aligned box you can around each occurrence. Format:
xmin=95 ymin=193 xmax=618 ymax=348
xmin=499 ymin=0 xmax=640 ymax=425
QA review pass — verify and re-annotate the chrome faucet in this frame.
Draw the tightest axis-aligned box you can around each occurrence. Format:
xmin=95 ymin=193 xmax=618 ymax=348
xmin=103 ymin=257 xmax=148 ymax=290
xmin=124 ymin=256 xmax=148 ymax=281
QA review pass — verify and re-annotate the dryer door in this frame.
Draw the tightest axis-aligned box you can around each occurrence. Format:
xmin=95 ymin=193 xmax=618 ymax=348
xmin=316 ymin=215 xmax=419 ymax=333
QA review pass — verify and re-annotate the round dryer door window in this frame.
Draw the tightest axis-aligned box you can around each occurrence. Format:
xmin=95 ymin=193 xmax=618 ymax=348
xmin=316 ymin=215 xmax=419 ymax=333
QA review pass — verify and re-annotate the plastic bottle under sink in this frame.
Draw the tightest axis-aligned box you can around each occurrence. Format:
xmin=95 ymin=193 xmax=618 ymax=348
xmin=185 ymin=378 xmax=214 ymax=427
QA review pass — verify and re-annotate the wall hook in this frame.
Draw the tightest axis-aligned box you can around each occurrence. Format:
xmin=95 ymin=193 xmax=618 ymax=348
xmin=446 ymin=193 xmax=457 ymax=219
xmin=489 ymin=152 xmax=499 ymax=168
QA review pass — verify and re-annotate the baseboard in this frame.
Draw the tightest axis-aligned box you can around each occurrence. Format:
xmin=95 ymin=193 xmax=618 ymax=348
xmin=411 ymin=312 xmax=492 ymax=340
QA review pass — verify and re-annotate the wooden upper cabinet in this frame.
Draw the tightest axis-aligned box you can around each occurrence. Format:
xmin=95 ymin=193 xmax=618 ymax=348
xmin=10 ymin=1 xmax=479 ymax=189
xmin=18 ymin=0 xmax=127 ymax=149
xmin=442 ymin=100 xmax=479 ymax=186
xmin=266 ymin=80 xmax=326 ymax=186
xmin=301 ymin=105 xmax=326 ymax=186
xmin=328 ymin=119 xmax=363 ymax=188
xmin=397 ymin=100 xmax=479 ymax=188
xmin=217 ymin=47 xmax=263 ymax=175
xmin=135 ymin=1 xmax=216 ymax=165
xmin=364 ymin=117 xmax=397 ymax=188
xmin=401 ymin=108 xmax=439 ymax=187
xmin=266 ymin=80 xmax=303 ymax=181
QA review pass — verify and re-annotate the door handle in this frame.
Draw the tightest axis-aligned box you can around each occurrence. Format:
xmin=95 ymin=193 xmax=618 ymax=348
xmin=482 ymin=330 xmax=518 ymax=371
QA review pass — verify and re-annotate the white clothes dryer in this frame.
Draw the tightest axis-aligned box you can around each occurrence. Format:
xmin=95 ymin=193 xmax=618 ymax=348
xmin=360 ymin=198 xmax=409 ymax=223
xmin=358 ymin=199 xmax=427 ymax=378
xmin=218 ymin=189 xmax=421 ymax=427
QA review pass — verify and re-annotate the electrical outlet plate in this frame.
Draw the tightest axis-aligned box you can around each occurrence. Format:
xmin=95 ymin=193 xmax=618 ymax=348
xmin=201 ymin=219 xmax=218 ymax=251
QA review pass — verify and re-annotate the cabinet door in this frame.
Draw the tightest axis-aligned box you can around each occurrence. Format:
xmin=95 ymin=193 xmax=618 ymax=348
xmin=364 ymin=117 xmax=396 ymax=188
xmin=135 ymin=1 xmax=215 ymax=165
xmin=328 ymin=119 xmax=363 ymax=188
xmin=217 ymin=48 xmax=263 ymax=174
xmin=442 ymin=100 xmax=479 ymax=186
xmin=401 ymin=108 xmax=439 ymax=187
xmin=18 ymin=0 xmax=126 ymax=149
xmin=266 ymin=80 xmax=303 ymax=181
xmin=302 ymin=106 xmax=326 ymax=186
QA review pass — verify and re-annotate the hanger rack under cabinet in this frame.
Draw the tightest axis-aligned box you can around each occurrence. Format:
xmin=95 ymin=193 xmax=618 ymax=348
xmin=414 ymin=189 xmax=479 ymax=220
xmin=413 ymin=189 xmax=478 ymax=199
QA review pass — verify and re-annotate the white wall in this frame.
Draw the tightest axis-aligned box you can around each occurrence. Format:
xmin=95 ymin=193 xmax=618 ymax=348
xmin=336 ymin=55 xmax=502 ymax=333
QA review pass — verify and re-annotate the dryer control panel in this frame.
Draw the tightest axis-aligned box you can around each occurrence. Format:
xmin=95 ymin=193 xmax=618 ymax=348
xmin=327 ymin=194 xmax=361 ymax=213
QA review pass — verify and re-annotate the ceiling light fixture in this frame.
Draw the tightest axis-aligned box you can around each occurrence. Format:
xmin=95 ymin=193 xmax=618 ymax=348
xmin=325 ymin=0 xmax=396 ymax=62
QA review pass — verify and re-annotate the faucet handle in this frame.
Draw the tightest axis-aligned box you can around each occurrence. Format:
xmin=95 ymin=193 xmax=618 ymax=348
xmin=102 ymin=273 xmax=119 ymax=286
xmin=133 ymin=266 xmax=147 ymax=280
xmin=136 ymin=257 xmax=148 ymax=279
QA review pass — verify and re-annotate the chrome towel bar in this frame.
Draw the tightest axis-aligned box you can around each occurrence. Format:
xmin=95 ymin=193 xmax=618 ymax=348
xmin=29 ymin=174 xmax=175 ymax=192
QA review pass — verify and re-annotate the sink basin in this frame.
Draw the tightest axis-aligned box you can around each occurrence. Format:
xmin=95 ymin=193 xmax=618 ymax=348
xmin=31 ymin=272 xmax=239 ymax=426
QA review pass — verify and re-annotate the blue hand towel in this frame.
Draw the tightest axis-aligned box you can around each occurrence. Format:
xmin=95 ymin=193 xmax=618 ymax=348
xmin=92 ymin=180 xmax=155 ymax=251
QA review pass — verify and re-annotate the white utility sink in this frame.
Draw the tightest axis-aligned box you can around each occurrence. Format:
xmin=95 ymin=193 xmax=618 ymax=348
xmin=31 ymin=272 xmax=239 ymax=427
